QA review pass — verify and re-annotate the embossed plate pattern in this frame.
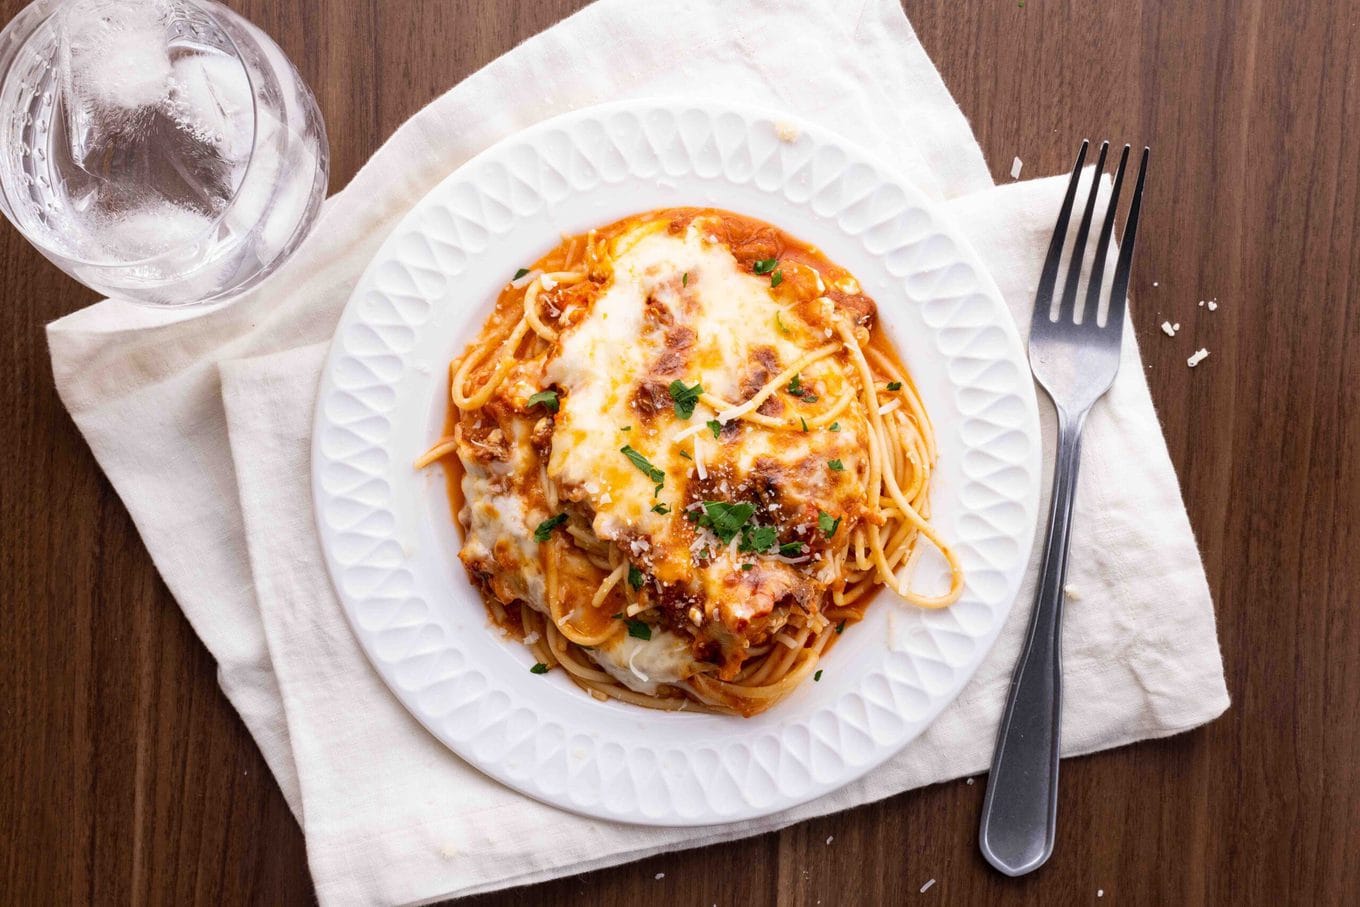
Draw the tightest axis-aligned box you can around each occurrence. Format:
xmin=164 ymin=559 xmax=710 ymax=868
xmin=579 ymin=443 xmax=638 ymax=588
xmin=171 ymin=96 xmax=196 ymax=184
xmin=312 ymin=100 xmax=1041 ymax=826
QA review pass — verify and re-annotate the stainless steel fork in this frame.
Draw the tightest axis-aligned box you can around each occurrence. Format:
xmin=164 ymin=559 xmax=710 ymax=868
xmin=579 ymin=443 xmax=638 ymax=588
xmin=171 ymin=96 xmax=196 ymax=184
xmin=978 ymin=140 xmax=1149 ymax=876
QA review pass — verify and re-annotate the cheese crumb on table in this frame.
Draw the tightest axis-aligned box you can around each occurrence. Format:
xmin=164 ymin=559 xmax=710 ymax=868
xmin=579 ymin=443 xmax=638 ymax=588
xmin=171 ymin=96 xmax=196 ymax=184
xmin=920 ymin=879 xmax=936 ymax=893
xmin=1207 ymin=299 xmax=1219 ymax=311
xmin=655 ymin=872 xmax=665 ymax=880
xmin=1160 ymin=320 xmax=1177 ymax=337
xmin=1010 ymin=156 xmax=1023 ymax=179
xmin=1187 ymin=348 xmax=1210 ymax=367
xmin=774 ymin=121 xmax=800 ymax=143
xmin=1064 ymin=583 xmax=1080 ymax=600
xmin=825 ymin=835 xmax=834 ymax=845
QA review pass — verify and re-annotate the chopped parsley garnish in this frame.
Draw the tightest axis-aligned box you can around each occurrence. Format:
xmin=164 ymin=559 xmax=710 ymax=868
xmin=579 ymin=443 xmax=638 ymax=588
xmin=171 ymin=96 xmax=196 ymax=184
xmin=654 ymin=482 xmax=664 ymax=497
xmin=814 ymin=669 xmax=823 ymax=682
xmin=612 ymin=612 xmax=624 ymax=619
xmin=513 ymin=267 xmax=530 ymax=280
xmin=739 ymin=524 xmax=778 ymax=553
xmin=628 ymin=564 xmax=645 ymax=591
xmin=828 ymin=422 xmax=841 ymax=432
xmin=651 ymin=503 xmax=672 ymax=515
xmin=621 ymin=425 xmax=631 ymax=432
xmin=707 ymin=419 xmax=723 ymax=439
xmin=526 ymin=389 xmax=559 ymax=412
xmin=741 ymin=563 xmax=754 ymax=571
xmin=625 ymin=618 xmax=652 ymax=641
xmin=678 ymin=449 xmax=692 ymax=460
xmin=753 ymin=258 xmax=778 ymax=275
xmin=886 ymin=381 xmax=903 ymax=391
xmin=530 ymin=662 xmax=549 ymax=674
xmin=668 ymin=379 xmax=703 ymax=419
xmin=800 ymin=417 xmax=809 ymax=432
xmin=696 ymin=501 xmax=756 ymax=544
xmin=770 ymin=270 xmax=783 ymax=288
xmin=786 ymin=373 xmax=817 ymax=402
xmin=682 ymin=271 xmax=689 ymax=287
xmin=828 ymin=459 xmax=845 ymax=472
xmin=533 ymin=513 xmax=568 ymax=542
xmin=835 ymin=620 xmax=846 ymax=634
xmin=621 ymin=445 xmax=665 ymax=484
xmin=779 ymin=541 xmax=806 ymax=557
xmin=818 ymin=510 xmax=841 ymax=538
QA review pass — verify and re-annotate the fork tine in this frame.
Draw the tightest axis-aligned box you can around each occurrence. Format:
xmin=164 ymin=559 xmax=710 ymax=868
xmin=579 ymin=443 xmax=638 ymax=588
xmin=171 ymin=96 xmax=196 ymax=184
xmin=1031 ymin=140 xmax=1088 ymax=328
xmin=1057 ymin=141 xmax=1108 ymax=323
xmin=1081 ymin=144 xmax=1130 ymax=327
xmin=1101 ymin=147 xmax=1149 ymax=336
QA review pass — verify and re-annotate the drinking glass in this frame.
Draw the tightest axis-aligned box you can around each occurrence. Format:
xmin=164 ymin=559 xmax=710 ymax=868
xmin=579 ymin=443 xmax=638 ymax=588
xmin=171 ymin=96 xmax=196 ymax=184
xmin=0 ymin=0 xmax=329 ymax=306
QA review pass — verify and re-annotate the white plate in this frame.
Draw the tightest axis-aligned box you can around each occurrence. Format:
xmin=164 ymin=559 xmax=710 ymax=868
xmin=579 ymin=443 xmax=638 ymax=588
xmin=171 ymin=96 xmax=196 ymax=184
xmin=312 ymin=100 xmax=1041 ymax=826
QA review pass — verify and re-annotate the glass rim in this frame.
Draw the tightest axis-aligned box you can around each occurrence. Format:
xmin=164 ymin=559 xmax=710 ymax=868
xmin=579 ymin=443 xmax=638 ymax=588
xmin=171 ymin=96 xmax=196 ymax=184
xmin=0 ymin=0 xmax=264 ymax=272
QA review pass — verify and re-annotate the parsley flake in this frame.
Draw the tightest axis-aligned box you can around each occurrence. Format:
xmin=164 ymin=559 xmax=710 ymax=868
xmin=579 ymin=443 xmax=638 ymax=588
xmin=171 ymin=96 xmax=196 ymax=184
xmin=753 ymin=258 xmax=778 ymax=275
xmin=530 ymin=662 xmax=550 ymax=674
xmin=707 ymin=419 xmax=723 ymax=439
xmin=818 ymin=510 xmax=841 ymax=538
xmin=741 ymin=563 xmax=754 ymax=572
xmin=696 ymin=501 xmax=756 ymax=544
xmin=651 ymin=503 xmax=672 ymax=515
xmin=779 ymin=541 xmax=805 ymax=557
xmin=770 ymin=270 xmax=783 ymax=288
xmin=828 ymin=459 xmax=845 ymax=472
xmin=801 ymin=417 xmax=809 ymax=432
xmin=739 ymin=524 xmax=778 ymax=553
xmin=621 ymin=445 xmax=665 ymax=484
xmin=626 ymin=618 xmax=652 ymax=641
xmin=533 ymin=513 xmax=567 ymax=542
xmin=886 ymin=381 xmax=903 ymax=391
xmin=682 ymin=271 xmax=689 ymax=287
xmin=628 ymin=564 xmax=645 ymax=591
xmin=835 ymin=620 xmax=846 ymax=634
xmin=668 ymin=380 xmax=703 ymax=419
xmin=788 ymin=373 xmax=802 ymax=394
xmin=679 ymin=449 xmax=692 ymax=460
xmin=526 ymin=389 xmax=559 ymax=413
xmin=814 ymin=669 xmax=823 ymax=682
xmin=513 ymin=267 xmax=530 ymax=280
xmin=828 ymin=422 xmax=841 ymax=432
xmin=621 ymin=425 xmax=632 ymax=432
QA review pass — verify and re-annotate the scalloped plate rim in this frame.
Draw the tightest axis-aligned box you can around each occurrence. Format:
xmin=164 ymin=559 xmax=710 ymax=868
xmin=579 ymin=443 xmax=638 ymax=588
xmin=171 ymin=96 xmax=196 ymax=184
xmin=311 ymin=98 xmax=1042 ymax=826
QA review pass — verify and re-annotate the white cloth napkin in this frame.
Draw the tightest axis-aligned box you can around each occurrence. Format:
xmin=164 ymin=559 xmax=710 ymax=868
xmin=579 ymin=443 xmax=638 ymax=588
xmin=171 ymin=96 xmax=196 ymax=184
xmin=46 ymin=0 xmax=1229 ymax=903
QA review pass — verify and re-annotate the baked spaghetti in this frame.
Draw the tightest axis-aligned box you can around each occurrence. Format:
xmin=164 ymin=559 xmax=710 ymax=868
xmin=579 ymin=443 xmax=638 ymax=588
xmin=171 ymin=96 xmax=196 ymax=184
xmin=417 ymin=208 xmax=961 ymax=716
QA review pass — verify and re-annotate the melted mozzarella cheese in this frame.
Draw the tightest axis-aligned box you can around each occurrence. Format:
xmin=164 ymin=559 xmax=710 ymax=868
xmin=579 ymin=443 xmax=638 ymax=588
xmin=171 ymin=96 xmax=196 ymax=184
xmin=544 ymin=219 xmax=861 ymax=549
xmin=457 ymin=421 xmax=547 ymax=611
xmin=591 ymin=629 xmax=694 ymax=694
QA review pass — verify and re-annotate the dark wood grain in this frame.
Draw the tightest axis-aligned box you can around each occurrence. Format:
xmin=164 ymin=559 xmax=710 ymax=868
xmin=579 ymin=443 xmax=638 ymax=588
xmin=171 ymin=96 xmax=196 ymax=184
xmin=2 ymin=0 xmax=1356 ymax=904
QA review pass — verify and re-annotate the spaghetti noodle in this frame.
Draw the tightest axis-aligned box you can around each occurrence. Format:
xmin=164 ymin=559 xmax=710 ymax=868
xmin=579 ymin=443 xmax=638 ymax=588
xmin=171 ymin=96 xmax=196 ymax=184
xmin=419 ymin=208 xmax=961 ymax=716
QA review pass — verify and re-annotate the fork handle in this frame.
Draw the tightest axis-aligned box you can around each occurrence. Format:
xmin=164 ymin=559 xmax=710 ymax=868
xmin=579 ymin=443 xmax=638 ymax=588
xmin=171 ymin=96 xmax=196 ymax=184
xmin=979 ymin=408 xmax=1086 ymax=876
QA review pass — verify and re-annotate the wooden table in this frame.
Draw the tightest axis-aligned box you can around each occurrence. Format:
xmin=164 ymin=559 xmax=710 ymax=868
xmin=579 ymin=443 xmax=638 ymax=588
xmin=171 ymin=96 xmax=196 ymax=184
xmin=3 ymin=1 xmax=1356 ymax=903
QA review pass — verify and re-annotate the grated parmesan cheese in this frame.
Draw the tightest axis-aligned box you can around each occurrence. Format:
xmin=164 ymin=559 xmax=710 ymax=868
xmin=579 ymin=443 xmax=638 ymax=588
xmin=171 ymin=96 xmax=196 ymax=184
xmin=1064 ymin=583 xmax=1080 ymax=600
xmin=1160 ymin=321 xmax=1177 ymax=337
xmin=774 ymin=121 xmax=801 ymax=143
xmin=1011 ymin=156 xmax=1023 ymax=179
xmin=1187 ymin=348 xmax=1209 ymax=368
xmin=920 ymin=879 xmax=936 ymax=893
